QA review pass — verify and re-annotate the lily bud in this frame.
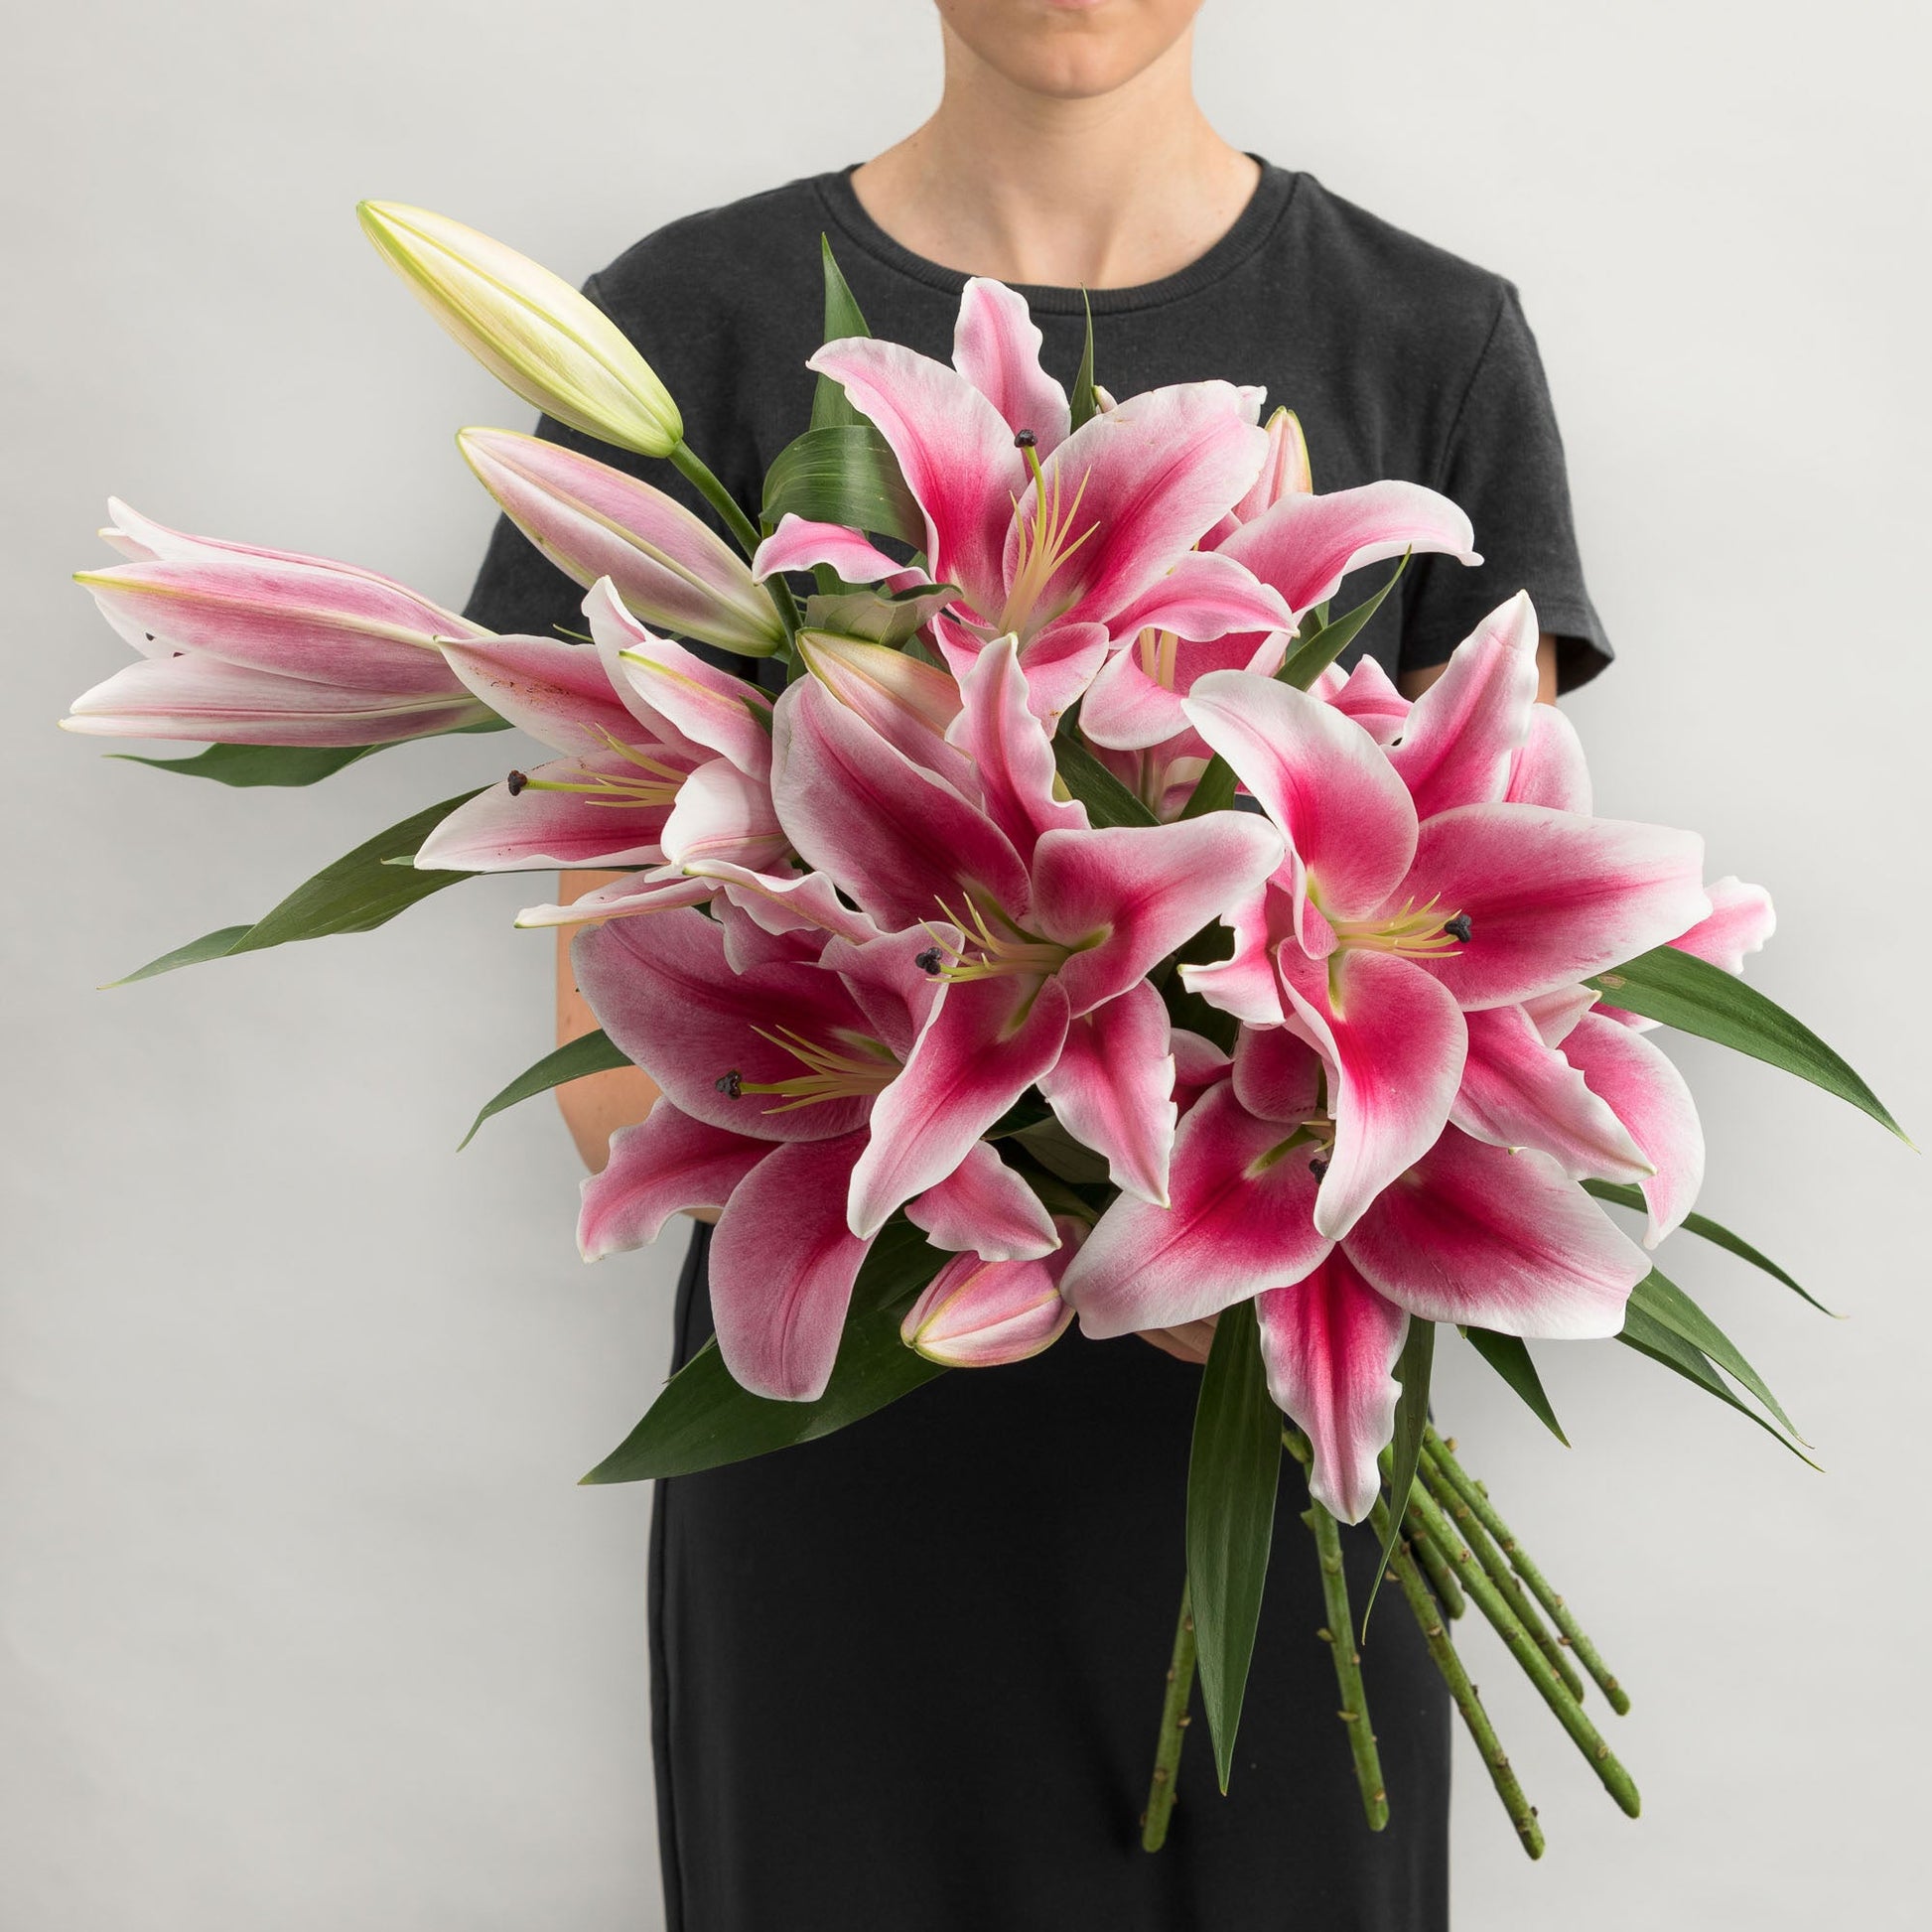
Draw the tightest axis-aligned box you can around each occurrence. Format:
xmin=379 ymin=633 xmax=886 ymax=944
xmin=357 ymin=202 xmax=683 ymax=459
xmin=1228 ymin=407 xmax=1313 ymax=523
xmin=795 ymin=628 xmax=965 ymax=779
xmin=459 ymin=429 xmax=783 ymax=655
xmin=900 ymin=1224 xmax=1083 ymax=1367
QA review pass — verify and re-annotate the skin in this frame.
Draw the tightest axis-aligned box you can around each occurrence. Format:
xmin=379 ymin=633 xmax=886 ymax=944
xmin=554 ymin=0 xmax=1562 ymax=1355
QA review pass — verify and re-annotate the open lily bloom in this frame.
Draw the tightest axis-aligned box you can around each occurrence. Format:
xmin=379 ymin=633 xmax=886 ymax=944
xmin=573 ymin=897 xmax=1058 ymax=1399
xmin=65 ymin=502 xmax=495 ymax=746
xmin=751 ymin=278 xmax=1292 ymax=716
xmin=771 ymin=633 xmax=1283 ymax=1235
xmin=416 ymin=579 xmax=784 ymax=880
xmin=1063 ymin=1027 xmax=1650 ymax=1520
xmin=1180 ymin=593 xmax=1711 ymax=1239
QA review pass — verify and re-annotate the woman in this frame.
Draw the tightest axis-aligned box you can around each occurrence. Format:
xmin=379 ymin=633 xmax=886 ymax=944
xmin=465 ymin=4 xmax=1609 ymax=1926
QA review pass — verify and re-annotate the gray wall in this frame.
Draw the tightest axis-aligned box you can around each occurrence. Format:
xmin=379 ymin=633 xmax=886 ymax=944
xmin=4 ymin=2 xmax=1926 ymax=1924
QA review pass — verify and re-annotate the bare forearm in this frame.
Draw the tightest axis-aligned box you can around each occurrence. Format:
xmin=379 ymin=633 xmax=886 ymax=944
xmin=553 ymin=870 xmax=662 ymax=1174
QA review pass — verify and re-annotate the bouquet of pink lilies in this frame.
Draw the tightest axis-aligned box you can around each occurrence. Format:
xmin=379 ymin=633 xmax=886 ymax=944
xmin=66 ymin=202 xmax=1904 ymax=1857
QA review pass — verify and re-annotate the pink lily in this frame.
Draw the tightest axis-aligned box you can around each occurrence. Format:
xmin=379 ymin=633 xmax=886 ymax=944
xmin=1063 ymin=1028 xmax=1649 ymax=1520
xmin=573 ymin=900 xmax=1058 ymax=1400
xmin=1594 ymin=875 xmax=1777 ymax=1030
xmin=415 ymin=579 xmax=783 ymax=879
xmin=1179 ymin=593 xmax=1710 ymax=1238
xmin=770 ymin=634 xmax=1284 ymax=1233
xmin=457 ymin=428 xmax=786 ymax=655
xmin=752 ymin=278 xmax=1291 ymax=715
xmin=900 ymin=1218 xmax=1084 ymax=1367
xmin=65 ymin=501 xmax=495 ymax=747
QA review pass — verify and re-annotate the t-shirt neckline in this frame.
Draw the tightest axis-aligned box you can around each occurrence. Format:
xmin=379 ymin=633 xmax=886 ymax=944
xmin=811 ymin=158 xmax=1298 ymax=317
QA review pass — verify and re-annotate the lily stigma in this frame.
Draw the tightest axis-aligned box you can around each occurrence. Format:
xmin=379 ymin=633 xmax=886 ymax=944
xmin=716 ymin=1025 xmax=900 ymax=1114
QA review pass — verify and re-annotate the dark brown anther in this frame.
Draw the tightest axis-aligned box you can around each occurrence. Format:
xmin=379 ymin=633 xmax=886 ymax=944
xmin=1013 ymin=428 xmax=1036 ymax=449
xmin=1309 ymin=1155 xmax=1330 ymax=1181
xmin=914 ymin=947 xmax=943 ymax=976
xmin=715 ymin=1069 xmax=743 ymax=1098
xmin=505 ymin=769 xmax=528 ymax=795
xmin=1443 ymin=911 xmax=1473 ymax=943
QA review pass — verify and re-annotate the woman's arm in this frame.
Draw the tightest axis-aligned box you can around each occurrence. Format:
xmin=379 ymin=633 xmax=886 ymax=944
xmin=553 ymin=869 xmax=665 ymax=1173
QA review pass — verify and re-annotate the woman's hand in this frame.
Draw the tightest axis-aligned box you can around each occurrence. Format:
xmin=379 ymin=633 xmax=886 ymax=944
xmin=1138 ymin=1317 xmax=1218 ymax=1366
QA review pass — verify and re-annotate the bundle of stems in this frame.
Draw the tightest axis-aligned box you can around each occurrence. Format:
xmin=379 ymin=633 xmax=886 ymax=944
xmin=1141 ymin=1425 xmax=1638 ymax=1856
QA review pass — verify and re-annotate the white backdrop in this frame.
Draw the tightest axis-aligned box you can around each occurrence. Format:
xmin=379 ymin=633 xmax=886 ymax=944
xmin=4 ymin=2 xmax=1927 ymax=1925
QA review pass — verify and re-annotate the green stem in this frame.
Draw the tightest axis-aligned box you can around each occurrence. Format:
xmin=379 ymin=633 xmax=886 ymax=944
xmin=1400 ymin=1490 xmax=1468 ymax=1621
xmin=1426 ymin=1429 xmax=1629 ymax=1715
xmin=669 ymin=440 xmax=802 ymax=641
xmin=1141 ymin=1578 xmax=1196 ymax=1853
xmin=1416 ymin=1447 xmax=1586 ymax=1703
xmin=1403 ymin=1478 xmax=1642 ymax=1818
xmin=1302 ymin=1502 xmax=1390 ymax=1831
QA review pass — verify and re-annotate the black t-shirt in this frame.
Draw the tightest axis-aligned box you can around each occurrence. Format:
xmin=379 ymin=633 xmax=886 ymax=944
xmin=464 ymin=162 xmax=1611 ymax=693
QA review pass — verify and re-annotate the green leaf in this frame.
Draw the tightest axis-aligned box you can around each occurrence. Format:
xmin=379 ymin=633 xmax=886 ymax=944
xmin=1177 ymin=753 xmax=1237 ymax=820
xmin=1585 ymin=946 xmax=1905 ymax=1141
xmin=1462 ymin=1327 xmax=1569 ymax=1445
xmin=1050 ymin=720 xmax=1158 ymax=828
xmin=1069 ymin=289 xmax=1098 ymax=431
xmin=1616 ymin=1307 xmax=1820 ymax=1468
xmin=106 ymin=743 xmax=385 ymax=786
xmin=1627 ymin=1267 xmax=1798 ymax=1435
xmin=809 ymin=235 xmax=871 ymax=432
xmin=1185 ymin=1299 xmax=1282 ymax=1791
xmin=108 ymin=790 xmax=484 ymax=985
xmin=761 ymin=424 xmax=921 ymax=547
xmin=1277 ymin=552 xmax=1410 ymax=690
xmin=799 ymin=582 xmax=959 ymax=647
xmin=582 ymin=1221 xmax=947 ymax=1483
xmin=459 ymin=1029 xmax=632 ymax=1150
xmin=1581 ymin=1179 xmax=1838 ymax=1315
xmin=1367 ymin=1317 xmax=1436 ymax=1629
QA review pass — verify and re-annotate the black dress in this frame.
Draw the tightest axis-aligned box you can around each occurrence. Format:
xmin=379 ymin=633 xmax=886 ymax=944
xmin=465 ymin=162 xmax=1612 ymax=1932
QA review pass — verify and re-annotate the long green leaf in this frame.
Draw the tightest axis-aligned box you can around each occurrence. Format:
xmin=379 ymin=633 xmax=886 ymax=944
xmin=1581 ymin=1179 xmax=1838 ymax=1314
xmin=1616 ymin=1308 xmax=1819 ymax=1467
xmin=459 ymin=1030 xmax=632 ymax=1150
xmin=107 ymin=743 xmax=385 ymax=786
xmin=809 ymin=235 xmax=871 ymax=432
xmin=582 ymin=1222 xmax=946 ymax=1482
xmin=1462 ymin=1327 xmax=1569 ymax=1445
xmin=1069 ymin=289 xmax=1099 ymax=431
xmin=1586 ymin=946 xmax=1905 ymax=1141
xmin=1365 ymin=1318 xmax=1435 ymax=1630
xmin=1278 ymin=552 xmax=1410 ymax=689
xmin=1178 ymin=754 xmax=1237 ymax=820
xmin=1627 ymin=1267 xmax=1798 ymax=1435
xmin=1050 ymin=723 xmax=1158 ymax=828
xmin=1185 ymin=1298 xmax=1282 ymax=1791
xmin=762 ymin=425 xmax=921 ymax=546
xmin=107 ymin=790 xmax=484 ymax=985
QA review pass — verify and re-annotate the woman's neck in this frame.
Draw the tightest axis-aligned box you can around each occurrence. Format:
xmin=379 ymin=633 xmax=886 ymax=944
xmin=851 ymin=28 xmax=1260 ymax=291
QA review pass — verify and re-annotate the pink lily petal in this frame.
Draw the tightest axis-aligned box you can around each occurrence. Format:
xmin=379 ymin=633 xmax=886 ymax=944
xmin=847 ymin=975 xmax=1072 ymax=1238
xmin=1403 ymin=804 xmax=1710 ymax=1011
xmin=1178 ymin=874 xmax=1297 ymax=1027
xmin=1560 ymin=1014 xmax=1705 ymax=1245
xmin=438 ymin=632 xmax=661 ymax=755
xmin=1010 ymin=620 xmax=1117 ymax=718
xmin=74 ymin=556 xmax=479 ymax=693
xmin=458 ymin=428 xmax=783 ymax=655
xmin=1521 ymin=983 xmax=1599 ymax=1046
xmin=1032 ymin=814 xmax=1286 ymax=1017
xmin=1172 ymin=1029 xmax=1233 ymax=1116
xmin=900 ymin=1235 xmax=1080 ymax=1367
xmin=772 ymin=675 xmax=1032 ymax=930
xmin=1036 ymin=978 xmax=1177 ymax=1204
xmin=1216 ymin=481 xmax=1479 ymax=618
xmin=712 ymin=894 xmax=823 ymax=973
xmin=513 ymin=869 xmax=714 ymax=929
xmin=659 ymin=757 xmax=789 ymax=873
xmin=684 ymin=860 xmax=884 ymax=949
xmin=817 ymin=924 xmax=954 ymax=1059
xmin=578 ymin=1101 xmax=767 ymax=1259
xmin=416 ymin=746 xmax=699 ymax=870
xmin=796 ymin=628 xmax=969 ymax=789
xmin=952 ymin=278 xmax=1070 ymax=453
xmin=1184 ymin=669 xmax=1418 ymax=934
xmin=1063 ymin=1081 xmax=1332 ymax=1337
xmin=709 ymin=1131 xmax=876 ymax=1400
xmin=1388 ymin=592 xmax=1540 ymax=818
xmin=1317 ymin=657 xmax=1411 ymax=747
xmin=752 ymin=513 xmax=915 ymax=588
xmin=1008 ymin=383 xmax=1269 ymax=633
xmin=1102 ymin=548 xmax=1295 ymax=647
xmin=1257 ymin=1251 xmax=1409 ymax=1525
xmin=1231 ymin=1024 xmax=1324 ymax=1125
xmin=572 ymin=906 xmax=879 ymax=1141
xmin=60 ymin=651 xmax=489 ymax=746
xmin=1673 ymin=876 xmax=1777 ymax=973
xmin=904 ymin=1139 xmax=1060 ymax=1261
xmin=1451 ymin=1005 xmax=1653 ymax=1180
xmin=949 ymin=635 xmax=1089 ymax=862
xmin=1276 ymin=946 xmax=1469 ymax=1239
xmin=808 ymin=338 xmax=1020 ymax=620
xmin=1226 ymin=407 xmax=1313 ymax=526
xmin=1344 ymin=1130 xmax=1647 ymax=1337
xmin=1080 ymin=623 xmax=1287 ymax=754
xmin=1506 ymin=705 xmax=1593 ymax=813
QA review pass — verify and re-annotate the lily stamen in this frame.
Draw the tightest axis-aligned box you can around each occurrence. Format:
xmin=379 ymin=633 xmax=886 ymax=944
xmin=731 ymin=1024 xmax=899 ymax=1113
xmin=928 ymin=897 xmax=1070 ymax=984
xmin=1330 ymin=894 xmax=1471 ymax=959
xmin=1001 ymin=442 xmax=1099 ymax=636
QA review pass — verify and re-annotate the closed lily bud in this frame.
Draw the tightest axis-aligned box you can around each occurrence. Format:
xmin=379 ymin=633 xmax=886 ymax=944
xmin=458 ymin=429 xmax=783 ymax=655
xmin=1228 ymin=406 xmax=1313 ymax=523
xmin=357 ymin=202 xmax=683 ymax=459
xmin=900 ymin=1222 xmax=1083 ymax=1368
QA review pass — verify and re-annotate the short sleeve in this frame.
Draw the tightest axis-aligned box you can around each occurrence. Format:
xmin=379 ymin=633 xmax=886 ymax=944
xmin=1400 ymin=286 xmax=1611 ymax=693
